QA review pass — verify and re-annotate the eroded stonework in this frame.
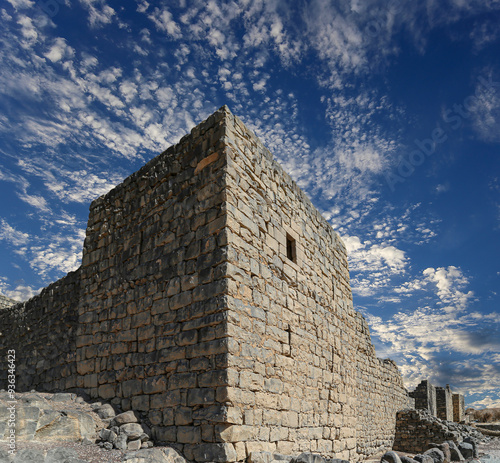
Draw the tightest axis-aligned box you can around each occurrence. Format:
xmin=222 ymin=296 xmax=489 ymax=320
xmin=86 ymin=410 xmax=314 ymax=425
xmin=0 ymin=295 xmax=17 ymax=310
xmin=0 ymin=106 xmax=413 ymax=462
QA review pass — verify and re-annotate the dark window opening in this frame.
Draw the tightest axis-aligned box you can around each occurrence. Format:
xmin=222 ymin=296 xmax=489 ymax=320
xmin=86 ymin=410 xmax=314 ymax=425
xmin=286 ymin=234 xmax=296 ymax=263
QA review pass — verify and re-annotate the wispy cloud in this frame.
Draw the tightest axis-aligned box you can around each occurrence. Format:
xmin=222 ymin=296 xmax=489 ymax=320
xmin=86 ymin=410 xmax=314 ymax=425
xmin=469 ymin=72 xmax=500 ymax=143
xmin=0 ymin=277 xmax=40 ymax=302
xmin=0 ymin=219 xmax=29 ymax=247
xmin=78 ymin=0 xmax=115 ymax=27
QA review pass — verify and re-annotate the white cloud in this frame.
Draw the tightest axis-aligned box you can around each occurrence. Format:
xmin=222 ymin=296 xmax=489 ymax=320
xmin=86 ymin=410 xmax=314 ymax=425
xmin=78 ymin=0 xmax=115 ymax=27
xmin=6 ymin=0 xmax=34 ymax=10
xmin=17 ymin=14 xmax=38 ymax=45
xmin=44 ymin=37 xmax=74 ymax=63
xmin=0 ymin=219 xmax=29 ymax=246
xmin=469 ymin=73 xmax=500 ymax=143
xmin=136 ymin=1 xmax=149 ymax=13
xmin=149 ymin=7 xmax=181 ymax=37
xmin=422 ymin=266 xmax=473 ymax=310
xmin=0 ymin=280 xmax=40 ymax=302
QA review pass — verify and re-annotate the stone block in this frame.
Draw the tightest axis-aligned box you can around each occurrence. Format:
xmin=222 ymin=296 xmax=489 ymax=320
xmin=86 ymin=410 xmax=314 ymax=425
xmin=150 ymin=390 xmax=181 ymax=409
xmin=177 ymin=426 xmax=202 ymax=444
xmin=143 ymin=376 xmax=167 ymax=394
xmin=191 ymin=443 xmax=237 ymax=463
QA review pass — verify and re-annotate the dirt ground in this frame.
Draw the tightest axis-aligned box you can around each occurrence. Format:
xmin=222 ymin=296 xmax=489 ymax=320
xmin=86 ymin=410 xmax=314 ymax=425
xmin=478 ymin=438 xmax=500 ymax=463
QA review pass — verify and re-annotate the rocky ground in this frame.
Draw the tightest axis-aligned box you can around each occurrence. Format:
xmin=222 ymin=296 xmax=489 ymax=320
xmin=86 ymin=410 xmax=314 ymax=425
xmin=0 ymin=390 xmax=187 ymax=462
xmin=477 ymin=439 xmax=500 ymax=463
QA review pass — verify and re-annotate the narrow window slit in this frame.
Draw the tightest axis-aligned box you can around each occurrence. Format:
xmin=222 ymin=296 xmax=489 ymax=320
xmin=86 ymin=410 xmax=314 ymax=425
xmin=286 ymin=233 xmax=296 ymax=263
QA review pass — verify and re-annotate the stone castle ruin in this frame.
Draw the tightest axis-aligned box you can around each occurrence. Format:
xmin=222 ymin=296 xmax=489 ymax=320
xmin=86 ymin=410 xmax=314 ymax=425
xmin=0 ymin=107 xmax=464 ymax=461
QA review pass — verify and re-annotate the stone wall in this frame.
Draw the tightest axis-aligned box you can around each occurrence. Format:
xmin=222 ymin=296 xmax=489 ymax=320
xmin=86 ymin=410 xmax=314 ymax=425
xmin=393 ymin=409 xmax=483 ymax=454
xmin=436 ymin=385 xmax=453 ymax=422
xmin=409 ymin=380 xmax=437 ymax=417
xmin=0 ymin=271 xmax=80 ymax=391
xmin=0 ymin=106 xmax=412 ymax=462
xmin=452 ymin=394 xmax=465 ymax=423
xmin=221 ymin=109 xmax=412 ymax=461
xmin=75 ymin=108 xmax=232 ymax=462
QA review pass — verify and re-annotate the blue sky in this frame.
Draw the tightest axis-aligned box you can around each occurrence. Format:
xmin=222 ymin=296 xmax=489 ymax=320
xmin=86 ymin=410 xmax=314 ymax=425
xmin=0 ymin=0 xmax=499 ymax=409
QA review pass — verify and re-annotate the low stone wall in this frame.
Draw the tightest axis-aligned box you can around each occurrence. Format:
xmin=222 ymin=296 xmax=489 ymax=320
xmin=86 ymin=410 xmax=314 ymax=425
xmin=393 ymin=409 xmax=484 ymax=454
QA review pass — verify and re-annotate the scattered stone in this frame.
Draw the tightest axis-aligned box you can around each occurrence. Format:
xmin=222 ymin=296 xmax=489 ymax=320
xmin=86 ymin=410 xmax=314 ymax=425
xmin=462 ymin=437 xmax=478 ymax=458
xmin=100 ymin=428 xmax=118 ymax=444
xmin=114 ymin=411 xmax=139 ymax=426
xmin=445 ymin=441 xmax=464 ymax=462
xmin=116 ymin=433 xmax=129 ymax=450
xmin=414 ymin=454 xmax=434 ymax=463
xmin=291 ymin=453 xmax=326 ymax=463
xmin=128 ymin=438 xmax=143 ymax=450
xmin=457 ymin=443 xmax=474 ymax=459
xmin=120 ymin=423 xmax=145 ymax=440
xmin=95 ymin=403 xmax=116 ymax=420
xmin=400 ymin=456 xmax=419 ymax=463
xmin=51 ymin=393 xmax=75 ymax=403
xmin=429 ymin=443 xmax=450 ymax=463
xmin=381 ymin=450 xmax=402 ymax=463
xmin=423 ymin=448 xmax=445 ymax=463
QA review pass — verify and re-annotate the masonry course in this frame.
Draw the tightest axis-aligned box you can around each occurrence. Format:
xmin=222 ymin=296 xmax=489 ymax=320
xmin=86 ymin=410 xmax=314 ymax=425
xmin=0 ymin=106 xmax=415 ymax=462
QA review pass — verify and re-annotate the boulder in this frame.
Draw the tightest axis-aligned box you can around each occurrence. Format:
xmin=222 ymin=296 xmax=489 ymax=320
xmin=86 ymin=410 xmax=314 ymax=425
xmin=423 ymin=448 xmax=445 ymax=463
xmin=291 ymin=453 xmax=326 ymax=463
xmin=445 ymin=441 xmax=464 ymax=462
xmin=116 ymin=433 xmax=129 ymax=450
xmin=120 ymin=423 xmax=145 ymax=440
xmin=381 ymin=451 xmax=402 ymax=463
xmin=400 ymin=456 xmax=419 ymax=463
xmin=100 ymin=428 xmax=118 ymax=444
xmin=128 ymin=438 xmax=143 ymax=450
xmin=95 ymin=403 xmax=116 ymax=419
xmin=414 ymin=455 xmax=434 ymax=463
xmin=457 ymin=443 xmax=473 ymax=460
xmin=13 ymin=448 xmax=45 ymax=463
xmin=45 ymin=447 xmax=87 ymax=463
xmin=35 ymin=410 xmax=96 ymax=442
xmin=114 ymin=410 xmax=139 ymax=425
xmin=462 ymin=437 xmax=478 ymax=458
xmin=51 ymin=393 xmax=75 ymax=403
xmin=429 ymin=443 xmax=450 ymax=463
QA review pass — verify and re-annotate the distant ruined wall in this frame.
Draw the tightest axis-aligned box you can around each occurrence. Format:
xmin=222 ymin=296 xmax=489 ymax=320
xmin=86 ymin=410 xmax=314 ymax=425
xmin=409 ymin=380 xmax=437 ymax=417
xmin=0 ymin=106 xmax=413 ymax=462
xmin=452 ymin=394 xmax=465 ymax=423
xmin=436 ymin=385 xmax=453 ymax=422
